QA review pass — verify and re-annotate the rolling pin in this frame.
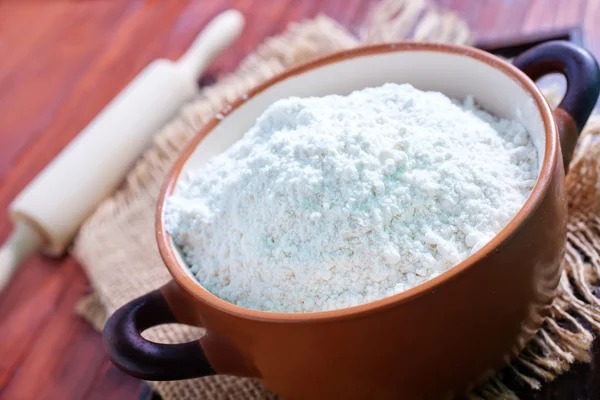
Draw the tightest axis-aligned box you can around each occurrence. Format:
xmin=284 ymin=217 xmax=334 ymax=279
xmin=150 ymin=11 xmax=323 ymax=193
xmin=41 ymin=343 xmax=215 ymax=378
xmin=0 ymin=10 xmax=245 ymax=291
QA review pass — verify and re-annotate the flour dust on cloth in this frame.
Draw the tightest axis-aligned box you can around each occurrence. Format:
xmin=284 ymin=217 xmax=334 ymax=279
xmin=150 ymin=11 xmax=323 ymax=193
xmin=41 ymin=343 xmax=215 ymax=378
xmin=73 ymin=0 xmax=600 ymax=399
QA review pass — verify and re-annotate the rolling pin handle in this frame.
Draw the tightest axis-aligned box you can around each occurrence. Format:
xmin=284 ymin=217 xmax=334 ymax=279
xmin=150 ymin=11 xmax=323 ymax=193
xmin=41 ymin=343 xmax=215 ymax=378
xmin=0 ymin=222 xmax=43 ymax=291
xmin=177 ymin=9 xmax=245 ymax=80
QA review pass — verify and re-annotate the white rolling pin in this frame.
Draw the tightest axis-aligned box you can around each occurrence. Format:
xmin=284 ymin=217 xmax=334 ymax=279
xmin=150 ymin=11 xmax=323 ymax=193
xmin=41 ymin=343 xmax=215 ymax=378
xmin=0 ymin=10 xmax=245 ymax=290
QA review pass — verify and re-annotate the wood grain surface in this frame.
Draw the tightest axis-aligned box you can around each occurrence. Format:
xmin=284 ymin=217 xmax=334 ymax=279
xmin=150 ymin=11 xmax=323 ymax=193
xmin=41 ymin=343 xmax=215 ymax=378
xmin=1 ymin=1 xmax=600 ymax=399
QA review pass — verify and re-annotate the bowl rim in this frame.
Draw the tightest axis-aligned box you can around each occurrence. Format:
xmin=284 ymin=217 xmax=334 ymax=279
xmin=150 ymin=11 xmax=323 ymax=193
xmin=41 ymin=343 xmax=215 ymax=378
xmin=156 ymin=41 xmax=557 ymax=323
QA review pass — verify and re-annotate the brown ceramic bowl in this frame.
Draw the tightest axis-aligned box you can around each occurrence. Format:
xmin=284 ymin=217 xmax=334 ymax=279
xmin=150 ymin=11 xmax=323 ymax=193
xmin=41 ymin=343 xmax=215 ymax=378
xmin=104 ymin=41 xmax=600 ymax=399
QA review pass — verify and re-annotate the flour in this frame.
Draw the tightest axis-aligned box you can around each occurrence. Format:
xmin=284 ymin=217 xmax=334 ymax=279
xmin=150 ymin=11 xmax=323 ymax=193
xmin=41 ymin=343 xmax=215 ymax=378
xmin=165 ymin=83 xmax=538 ymax=313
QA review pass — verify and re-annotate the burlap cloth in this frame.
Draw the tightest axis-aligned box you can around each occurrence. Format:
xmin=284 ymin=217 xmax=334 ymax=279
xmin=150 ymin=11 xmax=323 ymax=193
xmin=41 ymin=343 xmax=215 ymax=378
xmin=72 ymin=0 xmax=600 ymax=398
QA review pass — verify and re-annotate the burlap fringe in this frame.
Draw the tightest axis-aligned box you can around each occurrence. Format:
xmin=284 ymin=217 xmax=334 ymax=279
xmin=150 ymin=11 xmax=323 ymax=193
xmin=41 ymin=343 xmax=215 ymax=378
xmin=360 ymin=0 xmax=473 ymax=44
xmin=73 ymin=0 xmax=600 ymax=398
xmin=467 ymin=117 xmax=600 ymax=399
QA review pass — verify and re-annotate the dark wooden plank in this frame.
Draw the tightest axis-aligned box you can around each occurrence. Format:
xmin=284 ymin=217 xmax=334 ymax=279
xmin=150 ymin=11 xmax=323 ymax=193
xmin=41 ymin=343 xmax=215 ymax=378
xmin=473 ymin=0 xmax=503 ymax=35
xmin=0 ymin=255 xmax=62 ymax=319
xmin=553 ymin=0 xmax=586 ymax=27
xmin=476 ymin=27 xmax=586 ymax=58
xmin=0 ymin=2 xmax=77 ymax=81
xmin=321 ymin=0 xmax=362 ymax=28
xmin=84 ymin=361 xmax=146 ymax=400
xmin=0 ymin=259 xmax=74 ymax=391
xmin=0 ymin=1 xmax=141 ymax=182
xmin=583 ymin=0 xmax=600 ymax=56
xmin=0 ymin=259 xmax=107 ymax=399
xmin=522 ymin=0 xmax=562 ymax=33
xmin=444 ymin=0 xmax=489 ymax=41
xmin=489 ymin=0 xmax=531 ymax=37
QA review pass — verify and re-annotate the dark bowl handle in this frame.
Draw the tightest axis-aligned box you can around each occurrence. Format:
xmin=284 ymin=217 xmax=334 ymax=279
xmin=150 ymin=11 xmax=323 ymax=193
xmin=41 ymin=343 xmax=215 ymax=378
xmin=103 ymin=287 xmax=215 ymax=380
xmin=512 ymin=40 xmax=600 ymax=171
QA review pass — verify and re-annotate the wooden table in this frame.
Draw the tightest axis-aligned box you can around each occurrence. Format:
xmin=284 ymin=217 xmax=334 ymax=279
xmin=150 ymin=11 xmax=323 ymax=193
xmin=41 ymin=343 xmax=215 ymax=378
xmin=1 ymin=1 xmax=600 ymax=399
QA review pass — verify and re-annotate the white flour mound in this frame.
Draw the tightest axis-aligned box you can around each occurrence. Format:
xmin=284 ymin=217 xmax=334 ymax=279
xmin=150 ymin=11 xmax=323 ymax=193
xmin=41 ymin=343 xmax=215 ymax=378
xmin=165 ymin=83 xmax=538 ymax=313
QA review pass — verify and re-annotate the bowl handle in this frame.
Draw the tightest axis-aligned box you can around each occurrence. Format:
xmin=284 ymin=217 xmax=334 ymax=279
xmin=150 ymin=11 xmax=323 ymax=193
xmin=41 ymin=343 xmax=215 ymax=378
xmin=103 ymin=283 xmax=214 ymax=380
xmin=513 ymin=40 xmax=600 ymax=171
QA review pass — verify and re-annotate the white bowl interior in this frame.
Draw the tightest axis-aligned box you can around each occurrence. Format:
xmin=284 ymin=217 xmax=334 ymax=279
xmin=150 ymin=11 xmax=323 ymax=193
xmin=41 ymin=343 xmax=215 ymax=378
xmin=186 ymin=49 xmax=545 ymax=172
xmin=170 ymin=48 xmax=547 ymax=281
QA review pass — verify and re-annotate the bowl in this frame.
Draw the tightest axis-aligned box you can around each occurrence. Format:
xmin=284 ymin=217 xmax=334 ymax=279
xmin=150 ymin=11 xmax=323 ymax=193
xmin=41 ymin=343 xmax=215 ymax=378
xmin=103 ymin=41 xmax=600 ymax=399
